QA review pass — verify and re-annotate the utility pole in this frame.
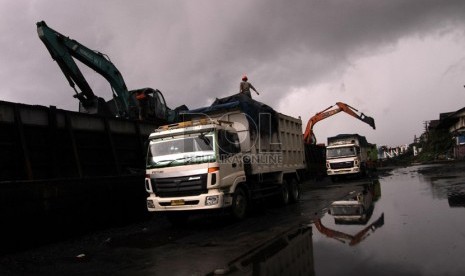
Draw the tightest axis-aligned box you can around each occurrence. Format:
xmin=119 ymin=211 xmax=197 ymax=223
xmin=423 ymin=121 xmax=429 ymax=142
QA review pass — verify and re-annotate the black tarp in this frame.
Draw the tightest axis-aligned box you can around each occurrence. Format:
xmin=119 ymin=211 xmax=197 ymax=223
xmin=327 ymin=134 xmax=369 ymax=147
xmin=179 ymin=93 xmax=279 ymax=137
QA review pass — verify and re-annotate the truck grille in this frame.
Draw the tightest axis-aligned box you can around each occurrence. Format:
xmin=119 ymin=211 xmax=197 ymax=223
xmin=151 ymin=173 xmax=208 ymax=198
xmin=330 ymin=161 xmax=354 ymax=169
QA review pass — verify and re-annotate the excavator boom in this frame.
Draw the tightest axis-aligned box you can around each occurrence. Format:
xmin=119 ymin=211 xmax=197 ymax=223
xmin=303 ymin=102 xmax=376 ymax=144
xmin=314 ymin=213 xmax=384 ymax=246
xmin=37 ymin=21 xmax=178 ymax=124
xmin=336 ymin=102 xmax=376 ymax=129
xmin=37 ymin=21 xmax=134 ymax=117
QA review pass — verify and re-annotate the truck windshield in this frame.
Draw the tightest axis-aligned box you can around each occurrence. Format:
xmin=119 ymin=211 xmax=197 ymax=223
xmin=326 ymin=146 xmax=356 ymax=159
xmin=146 ymin=133 xmax=216 ymax=168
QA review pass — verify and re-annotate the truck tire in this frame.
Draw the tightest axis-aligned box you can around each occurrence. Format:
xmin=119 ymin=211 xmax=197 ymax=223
xmin=279 ymin=181 xmax=290 ymax=206
xmin=231 ymin=186 xmax=248 ymax=220
xmin=289 ymin=178 xmax=301 ymax=203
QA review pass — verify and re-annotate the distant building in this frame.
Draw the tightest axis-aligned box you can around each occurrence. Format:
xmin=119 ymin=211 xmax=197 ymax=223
xmin=436 ymin=108 xmax=465 ymax=159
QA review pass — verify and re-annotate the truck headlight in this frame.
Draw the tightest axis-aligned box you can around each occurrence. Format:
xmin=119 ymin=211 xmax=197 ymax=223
xmin=205 ymin=195 xmax=219 ymax=206
xmin=147 ymin=200 xmax=155 ymax=209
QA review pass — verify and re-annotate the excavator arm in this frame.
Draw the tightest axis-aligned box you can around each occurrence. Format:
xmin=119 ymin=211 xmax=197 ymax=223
xmin=37 ymin=21 xmax=138 ymax=118
xmin=314 ymin=213 xmax=384 ymax=246
xmin=303 ymin=102 xmax=376 ymax=144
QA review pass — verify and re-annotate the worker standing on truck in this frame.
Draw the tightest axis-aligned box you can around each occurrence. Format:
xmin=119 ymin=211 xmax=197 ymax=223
xmin=240 ymin=75 xmax=259 ymax=98
xmin=135 ymin=90 xmax=148 ymax=120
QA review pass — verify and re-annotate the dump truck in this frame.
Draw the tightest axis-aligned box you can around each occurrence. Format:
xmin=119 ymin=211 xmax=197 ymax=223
xmin=301 ymin=102 xmax=375 ymax=179
xmin=328 ymin=186 xmax=374 ymax=224
xmin=144 ymin=94 xmax=306 ymax=223
xmin=325 ymin=134 xmax=376 ymax=178
xmin=328 ymin=181 xmax=380 ymax=224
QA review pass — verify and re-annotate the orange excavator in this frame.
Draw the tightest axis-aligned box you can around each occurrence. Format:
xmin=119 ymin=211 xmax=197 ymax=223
xmin=314 ymin=181 xmax=383 ymax=246
xmin=314 ymin=213 xmax=384 ymax=246
xmin=303 ymin=102 xmax=376 ymax=144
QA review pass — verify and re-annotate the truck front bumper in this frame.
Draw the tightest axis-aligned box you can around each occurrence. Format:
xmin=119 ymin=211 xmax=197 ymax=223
xmin=327 ymin=167 xmax=360 ymax=176
xmin=146 ymin=190 xmax=233 ymax=212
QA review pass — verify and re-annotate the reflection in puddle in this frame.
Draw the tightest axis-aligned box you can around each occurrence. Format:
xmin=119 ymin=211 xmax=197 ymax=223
xmin=211 ymin=165 xmax=465 ymax=275
xmin=420 ymin=168 xmax=465 ymax=207
xmin=448 ymin=192 xmax=465 ymax=207
xmin=418 ymin=163 xmax=465 ymax=207
xmin=314 ymin=181 xmax=384 ymax=246
xmin=208 ymin=226 xmax=315 ymax=276
xmin=313 ymin=166 xmax=465 ymax=276
xmin=314 ymin=214 xmax=384 ymax=246
xmin=328 ymin=181 xmax=380 ymax=224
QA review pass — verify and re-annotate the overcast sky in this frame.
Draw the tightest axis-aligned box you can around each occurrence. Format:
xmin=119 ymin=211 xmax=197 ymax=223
xmin=1 ymin=0 xmax=465 ymax=146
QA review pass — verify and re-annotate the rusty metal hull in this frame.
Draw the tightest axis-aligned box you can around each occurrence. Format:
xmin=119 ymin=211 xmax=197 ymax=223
xmin=0 ymin=100 xmax=159 ymax=181
xmin=0 ymin=100 xmax=161 ymax=253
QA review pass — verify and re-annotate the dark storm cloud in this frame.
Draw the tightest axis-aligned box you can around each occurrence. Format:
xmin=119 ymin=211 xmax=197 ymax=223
xmin=94 ymin=0 xmax=463 ymax=110
xmin=1 ymin=0 xmax=465 ymax=144
xmin=195 ymin=0 xmax=465 ymax=105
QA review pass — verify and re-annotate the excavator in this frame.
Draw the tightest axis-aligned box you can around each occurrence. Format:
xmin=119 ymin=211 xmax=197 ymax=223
xmin=314 ymin=213 xmax=384 ymax=246
xmin=314 ymin=181 xmax=384 ymax=246
xmin=303 ymin=102 xmax=376 ymax=145
xmin=36 ymin=21 xmax=179 ymax=123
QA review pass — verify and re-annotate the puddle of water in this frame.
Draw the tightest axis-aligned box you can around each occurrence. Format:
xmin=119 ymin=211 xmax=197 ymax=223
xmin=312 ymin=165 xmax=465 ymax=276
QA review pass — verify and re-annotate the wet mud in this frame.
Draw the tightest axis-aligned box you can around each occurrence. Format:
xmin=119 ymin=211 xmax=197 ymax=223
xmin=1 ymin=163 xmax=465 ymax=275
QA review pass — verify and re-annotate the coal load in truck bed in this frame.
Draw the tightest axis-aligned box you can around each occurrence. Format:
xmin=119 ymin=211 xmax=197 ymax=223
xmin=327 ymin=133 xmax=369 ymax=147
xmin=179 ymin=93 xmax=279 ymax=137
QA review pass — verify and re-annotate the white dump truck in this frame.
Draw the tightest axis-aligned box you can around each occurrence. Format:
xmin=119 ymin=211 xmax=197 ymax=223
xmin=144 ymin=94 xmax=306 ymax=223
xmin=328 ymin=187 xmax=374 ymax=224
xmin=325 ymin=134 xmax=376 ymax=178
xmin=328 ymin=182 xmax=379 ymax=224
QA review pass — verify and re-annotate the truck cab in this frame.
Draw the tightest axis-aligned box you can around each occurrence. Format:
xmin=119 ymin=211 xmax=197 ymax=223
xmin=326 ymin=143 xmax=363 ymax=176
xmin=328 ymin=186 xmax=374 ymax=224
xmin=328 ymin=181 xmax=381 ymax=225
xmin=145 ymin=119 xmax=245 ymax=214
xmin=325 ymin=134 xmax=371 ymax=178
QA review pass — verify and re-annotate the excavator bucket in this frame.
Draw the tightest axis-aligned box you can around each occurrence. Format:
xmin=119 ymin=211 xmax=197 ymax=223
xmin=360 ymin=113 xmax=376 ymax=129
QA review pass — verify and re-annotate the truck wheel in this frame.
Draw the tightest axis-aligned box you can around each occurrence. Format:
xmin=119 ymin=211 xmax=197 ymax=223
xmin=231 ymin=187 xmax=248 ymax=220
xmin=279 ymin=182 xmax=290 ymax=205
xmin=166 ymin=212 xmax=190 ymax=226
xmin=289 ymin=178 xmax=301 ymax=203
